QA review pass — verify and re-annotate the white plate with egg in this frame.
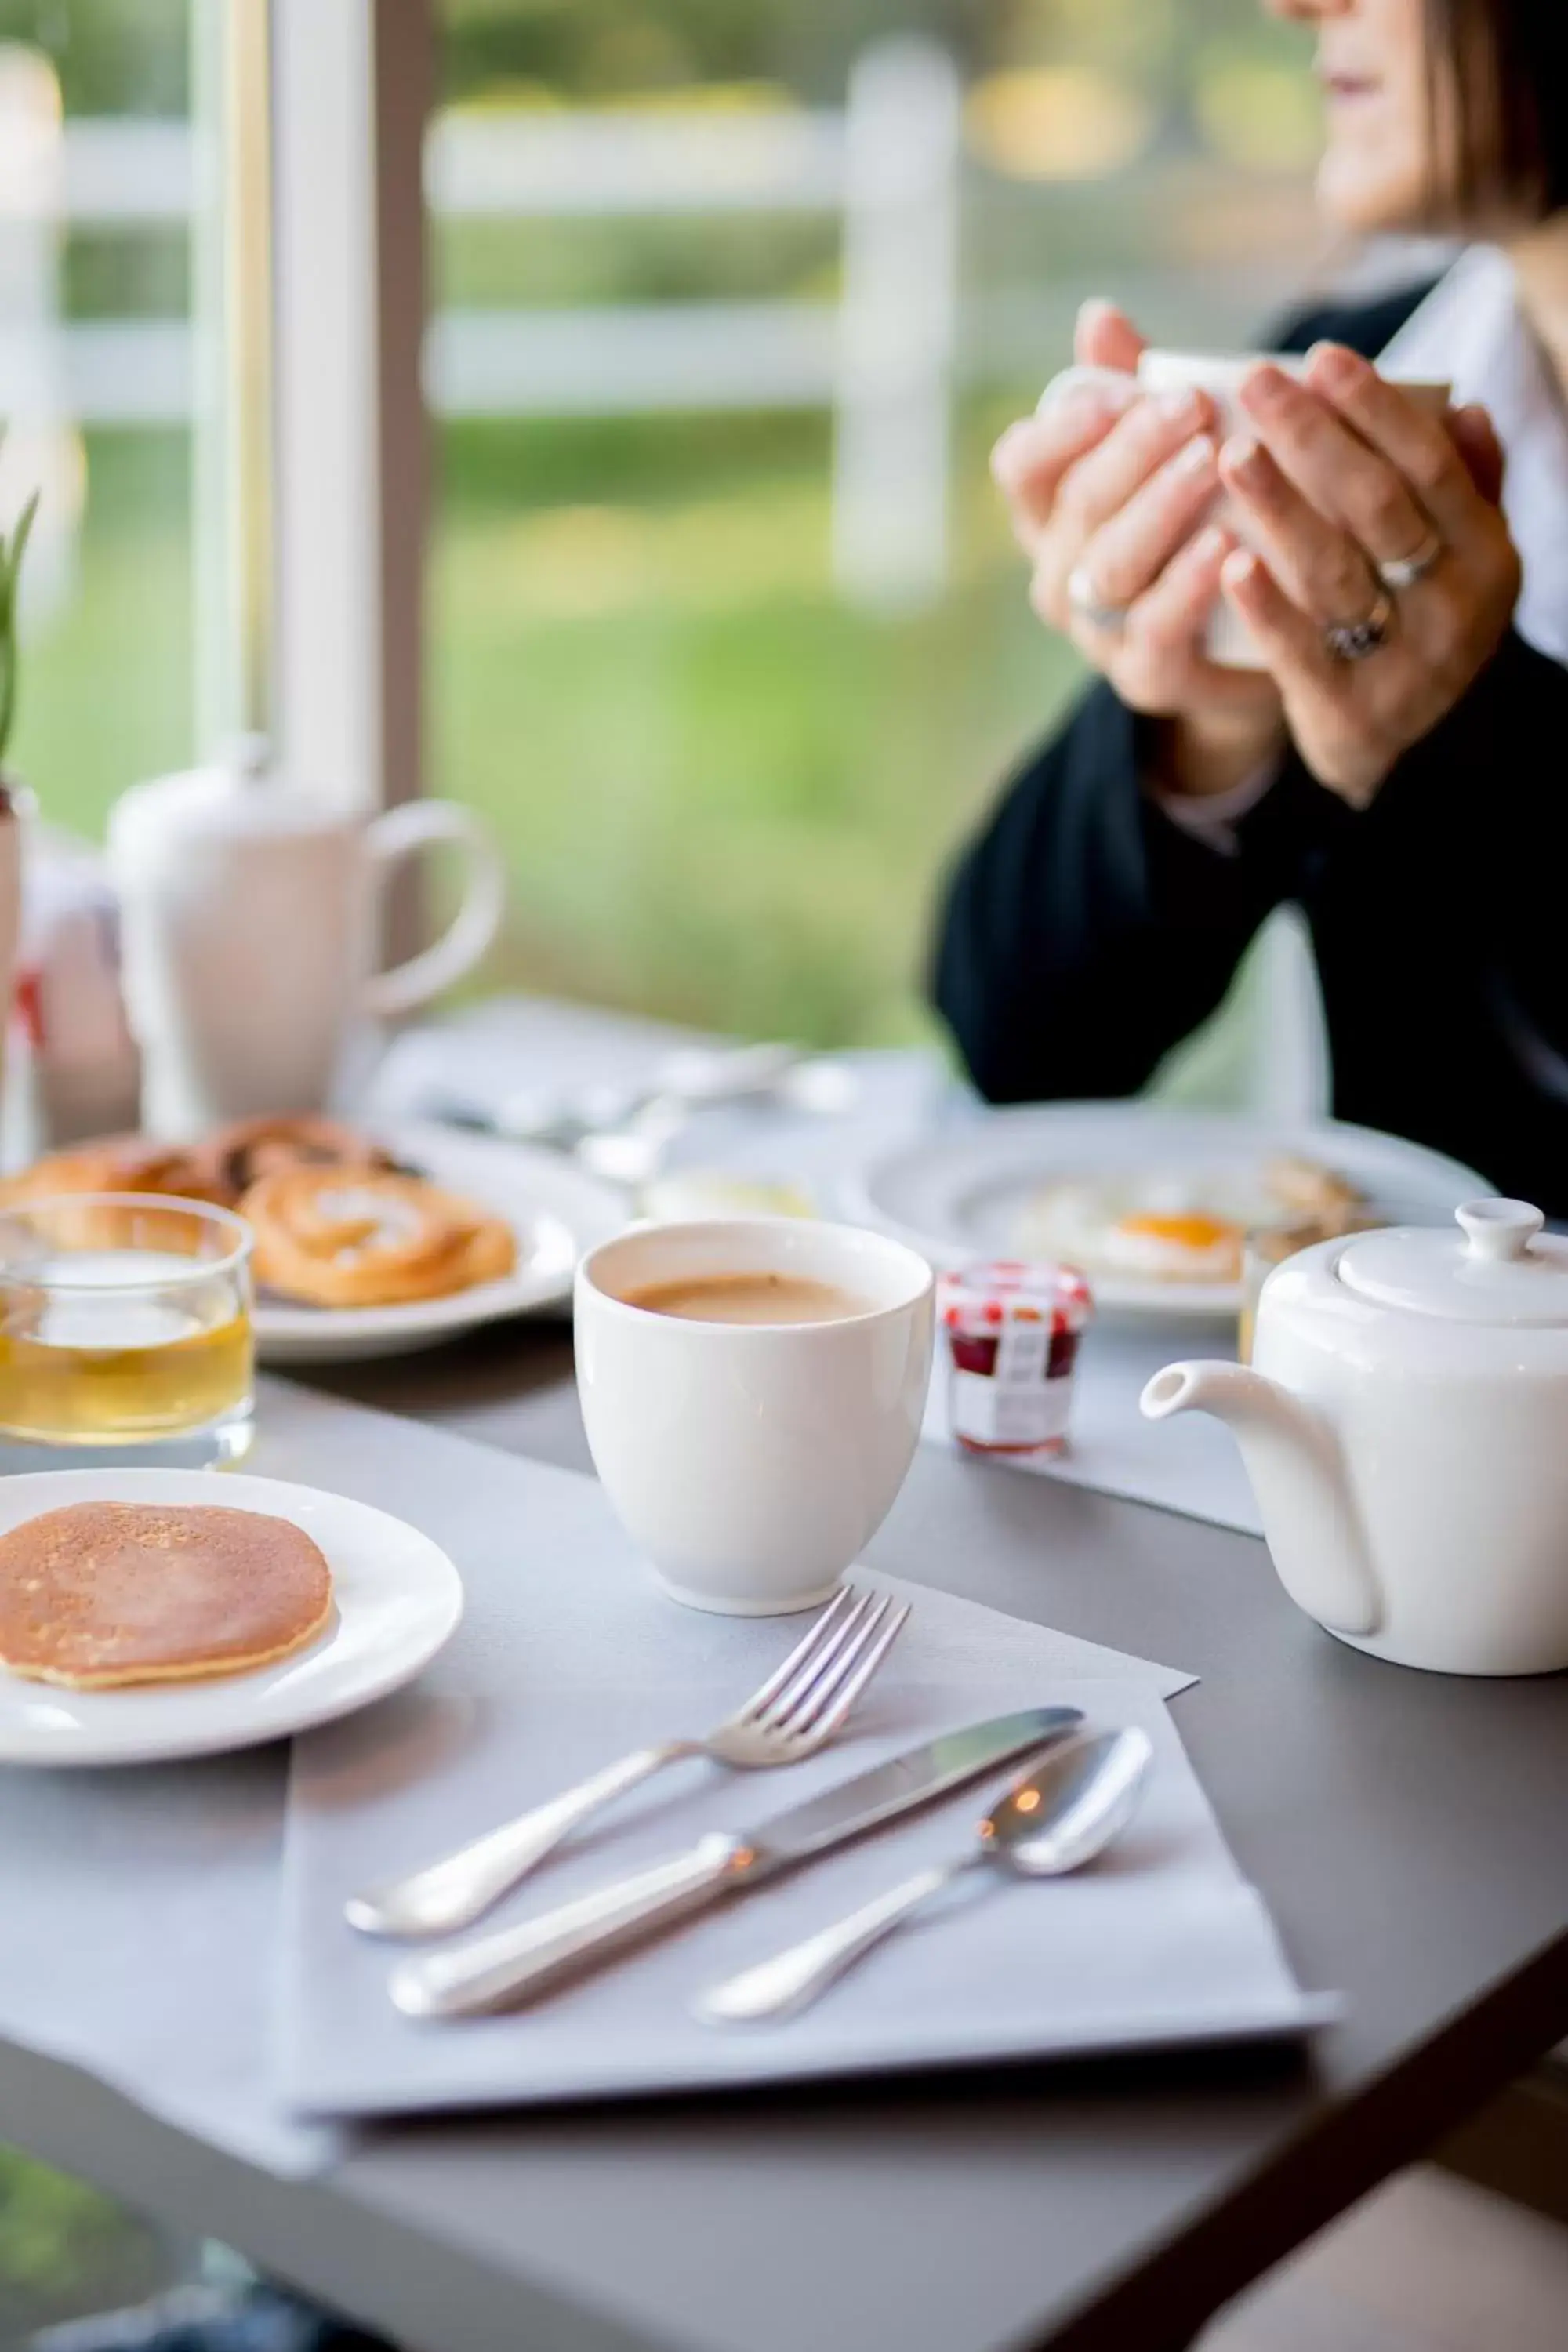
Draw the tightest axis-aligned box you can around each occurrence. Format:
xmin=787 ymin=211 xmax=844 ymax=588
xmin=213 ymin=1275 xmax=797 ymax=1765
xmin=253 ymin=1124 xmax=627 ymax=1366
xmin=847 ymin=1105 xmax=1489 ymax=1319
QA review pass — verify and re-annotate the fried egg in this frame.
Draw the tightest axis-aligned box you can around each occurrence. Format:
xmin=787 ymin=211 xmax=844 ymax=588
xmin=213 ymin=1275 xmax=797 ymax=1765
xmin=1016 ymin=1176 xmax=1269 ymax=1283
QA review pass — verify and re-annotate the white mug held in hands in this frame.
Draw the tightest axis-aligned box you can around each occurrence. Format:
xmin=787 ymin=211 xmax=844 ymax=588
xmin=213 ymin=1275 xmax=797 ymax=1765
xmin=110 ymin=740 xmax=506 ymax=1138
xmin=575 ymin=1218 xmax=935 ymax=1615
xmin=1038 ymin=349 xmax=1451 ymax=670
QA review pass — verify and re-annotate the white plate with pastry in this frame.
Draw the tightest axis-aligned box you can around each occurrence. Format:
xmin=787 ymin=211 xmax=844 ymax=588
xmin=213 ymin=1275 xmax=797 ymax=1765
xmin=0 ymin=1116 xmax=629 ymax=1365
xmin=0 ymin=1467 xmax=463 ymax=1766
xmin=248 ymin=1123 xmax=626 ymax=1365
xmin=846 ymin=1105 xmax=1489 ymax=1319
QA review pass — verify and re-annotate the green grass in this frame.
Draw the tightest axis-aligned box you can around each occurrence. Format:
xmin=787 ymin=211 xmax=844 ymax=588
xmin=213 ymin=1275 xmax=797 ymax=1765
xmin=20 ymin=415 xmax=1088 ymax=1051
xmin=0 ymin=2143 xmax=170 ymax=2339
xmin=16 ymin=412 xmax=1257 ymax=1092
xmin=9 ymin=430 xmax=193 ymax=837
xmin=430 ymin=401 xmax=1087 ymax=1045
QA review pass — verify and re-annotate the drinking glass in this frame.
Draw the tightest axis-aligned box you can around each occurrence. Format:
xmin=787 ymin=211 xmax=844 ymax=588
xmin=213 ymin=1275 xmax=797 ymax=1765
xmin=0 ymin=1195 xmax=254 ymax=1467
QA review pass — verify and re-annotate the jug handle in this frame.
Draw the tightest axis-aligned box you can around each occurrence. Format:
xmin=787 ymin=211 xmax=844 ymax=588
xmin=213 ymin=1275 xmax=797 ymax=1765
xmin=361 ymin=802 xmax=506 ymax=1020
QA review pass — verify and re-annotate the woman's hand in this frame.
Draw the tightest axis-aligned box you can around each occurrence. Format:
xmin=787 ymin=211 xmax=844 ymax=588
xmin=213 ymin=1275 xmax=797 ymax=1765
xmin=1218 ymin=344 xmax=1523 ymax=807
xmin=991 ymin=302 xmax=1284 ymax=799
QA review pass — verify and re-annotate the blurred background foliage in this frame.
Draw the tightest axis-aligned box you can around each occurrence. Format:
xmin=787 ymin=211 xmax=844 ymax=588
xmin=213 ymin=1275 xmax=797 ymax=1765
xmin=0 ymin=0 xmax=1321 ymax=1044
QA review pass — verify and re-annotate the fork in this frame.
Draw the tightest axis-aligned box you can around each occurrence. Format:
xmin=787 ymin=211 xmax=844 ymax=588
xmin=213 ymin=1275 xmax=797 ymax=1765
xmin=344 ymin=1584 xmax=910 ymax=1940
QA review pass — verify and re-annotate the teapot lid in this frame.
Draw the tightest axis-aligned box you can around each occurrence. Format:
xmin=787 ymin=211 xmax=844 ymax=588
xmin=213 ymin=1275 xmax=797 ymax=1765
xmin=110 ymin=736 xmax=343 ymax=850
xmin=1337 ymin=1200 xmax=1568 ymax=1325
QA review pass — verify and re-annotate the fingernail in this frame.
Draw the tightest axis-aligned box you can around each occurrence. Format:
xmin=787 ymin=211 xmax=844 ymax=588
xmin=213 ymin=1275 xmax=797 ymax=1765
xmin=1308 ymin=340 xmax=1365 ymax=388
xmin=1174 ymin=433 xmax=1217 ymax=476
xmin=1157 ymin=388 xmax=1200 ymax=424
xmin=1221 ymin=434 xmax=1263 ymax=477
xmin=1062 ymin=386 xmax=1116 ymax=425
xmin=990 ymin=423 xmax=1030 ymax=480
xmin=1190 ymin=524 xmax=1230 ymax=564
xmin=1223 ymin=548 xmax=1261 ymax=589
xmin=1241 ymin=365 xmax=1291 ymax=408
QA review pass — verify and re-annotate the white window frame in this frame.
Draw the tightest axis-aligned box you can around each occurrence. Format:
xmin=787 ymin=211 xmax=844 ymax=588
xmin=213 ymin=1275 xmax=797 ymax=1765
xmin=198 ymin=0 xmax=430 ymax=960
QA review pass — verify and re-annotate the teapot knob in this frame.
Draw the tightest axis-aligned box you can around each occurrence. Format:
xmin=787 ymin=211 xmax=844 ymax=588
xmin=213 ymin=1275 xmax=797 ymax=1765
xmin=228 ymin=731 xmax=270 ymax=786
xmin=1456 ymin=1199 xmax=1544 ymax=1262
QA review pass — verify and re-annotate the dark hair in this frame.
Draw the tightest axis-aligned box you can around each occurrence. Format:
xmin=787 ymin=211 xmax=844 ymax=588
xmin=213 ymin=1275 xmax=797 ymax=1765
xmin=1431 ymin=0 xmax=1568 ymax=216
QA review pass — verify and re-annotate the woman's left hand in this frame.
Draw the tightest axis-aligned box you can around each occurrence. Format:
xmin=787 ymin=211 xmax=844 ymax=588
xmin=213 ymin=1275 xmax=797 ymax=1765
xmin=1217 ymin=343 xmax=1522 ymax=808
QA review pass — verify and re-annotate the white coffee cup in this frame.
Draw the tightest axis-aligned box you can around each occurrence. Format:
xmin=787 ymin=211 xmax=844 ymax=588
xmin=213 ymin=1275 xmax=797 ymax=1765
xmin=1037 ymin=348 xmax=1452 ymax=669
xmin=575 ymin=1217 xmax=935 ymax=1616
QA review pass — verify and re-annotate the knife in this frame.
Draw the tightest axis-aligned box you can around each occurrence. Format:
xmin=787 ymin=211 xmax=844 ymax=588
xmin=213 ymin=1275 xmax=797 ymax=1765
xmin=389 ymin=1706 xmax=1083 ymax=2020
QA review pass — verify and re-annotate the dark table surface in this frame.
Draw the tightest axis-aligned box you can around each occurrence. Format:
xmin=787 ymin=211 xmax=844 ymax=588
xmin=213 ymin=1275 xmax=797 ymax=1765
xmin=5 ymin=1316 xmax=1568 ymax=2352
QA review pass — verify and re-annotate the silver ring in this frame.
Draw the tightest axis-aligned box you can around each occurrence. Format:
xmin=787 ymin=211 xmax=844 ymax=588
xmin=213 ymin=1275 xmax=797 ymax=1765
xmin=1066 ymin=565 xmax=1129 ymax=634
xmin=1377 ymin=530 xmax=1443 ymax=593
xmin=1323 ymin=586 xmax=1394 ymax=663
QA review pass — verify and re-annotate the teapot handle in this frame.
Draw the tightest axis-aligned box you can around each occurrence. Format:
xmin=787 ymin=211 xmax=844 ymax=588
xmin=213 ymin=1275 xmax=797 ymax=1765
xmin=361 ymin=801 xmax=506 ymax=1020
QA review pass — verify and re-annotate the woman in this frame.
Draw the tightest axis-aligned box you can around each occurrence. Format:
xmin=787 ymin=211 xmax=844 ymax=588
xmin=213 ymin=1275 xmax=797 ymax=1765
xmin=933 ymin=0 xmax=1568 ymax=1210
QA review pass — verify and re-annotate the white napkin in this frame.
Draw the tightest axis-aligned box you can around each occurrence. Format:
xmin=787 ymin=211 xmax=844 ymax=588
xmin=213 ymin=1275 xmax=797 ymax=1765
xmin=924 ymin=1320 xmax=1263 ymax=1537
xmin=278 ymin=1673 xmax=1328 ymax=2116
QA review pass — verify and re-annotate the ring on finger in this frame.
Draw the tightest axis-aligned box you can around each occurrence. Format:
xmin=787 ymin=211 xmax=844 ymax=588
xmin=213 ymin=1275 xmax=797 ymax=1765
xmin=1323 ymin=586 xmax=1395 ymax=664
xmin=1376 ymin=528 xmax=1443 ymax=592
xmin=1067 ymin=565 xmax=1130 ymax=634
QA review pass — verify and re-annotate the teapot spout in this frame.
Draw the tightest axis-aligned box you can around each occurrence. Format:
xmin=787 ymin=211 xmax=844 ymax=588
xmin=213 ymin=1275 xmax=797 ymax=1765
xmin=1141 ymin=1362 xmax=1381 ymax=1638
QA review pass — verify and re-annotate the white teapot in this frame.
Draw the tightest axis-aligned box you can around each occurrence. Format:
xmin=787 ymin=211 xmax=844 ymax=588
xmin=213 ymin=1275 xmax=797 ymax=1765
xmin=110 ymin=741 xmax=505 ymax=1138
xmin=1142 ymin=1200 xmax=1568 ymax=1675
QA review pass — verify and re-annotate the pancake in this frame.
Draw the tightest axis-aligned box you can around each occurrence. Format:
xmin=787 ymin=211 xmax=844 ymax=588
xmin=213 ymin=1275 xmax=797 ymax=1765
xmin=0 ymin=1501 xmax=333 ymax=1690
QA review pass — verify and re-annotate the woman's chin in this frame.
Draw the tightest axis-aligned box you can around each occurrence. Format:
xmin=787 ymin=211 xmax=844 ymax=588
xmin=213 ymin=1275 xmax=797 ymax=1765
xmin=1316 ymin=147 xmax=1435 ymax=237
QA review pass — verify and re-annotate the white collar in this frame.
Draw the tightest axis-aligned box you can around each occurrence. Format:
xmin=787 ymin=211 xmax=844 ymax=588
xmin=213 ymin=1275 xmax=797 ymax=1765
xmin=1377 ymin=244 xmax=1568 ymax=665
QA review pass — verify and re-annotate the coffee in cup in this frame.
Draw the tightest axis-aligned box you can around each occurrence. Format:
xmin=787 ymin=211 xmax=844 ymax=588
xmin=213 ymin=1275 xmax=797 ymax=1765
xmin=575 ymin=1218 xmax=935 ymax=1614
xmin=1037 ymin=347 xmax=1451 ymax=669
xmin=621 ymin=1271 xmax=873 ymax=1325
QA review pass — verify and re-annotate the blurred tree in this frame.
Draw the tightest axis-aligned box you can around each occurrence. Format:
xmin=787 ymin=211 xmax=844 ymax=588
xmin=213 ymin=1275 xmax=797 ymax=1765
xmin=441 ymin=0 xmax=1311 ymax=105
xmin=0 ymin=0 xmax=186 ymax=113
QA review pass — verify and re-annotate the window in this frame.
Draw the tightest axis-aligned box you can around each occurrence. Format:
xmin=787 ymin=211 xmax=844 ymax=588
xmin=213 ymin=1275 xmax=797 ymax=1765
xmin=0 ymin=0 xmax=194 ymax=837
xmin=426 ymin=0 xmax=1319 ymax=1050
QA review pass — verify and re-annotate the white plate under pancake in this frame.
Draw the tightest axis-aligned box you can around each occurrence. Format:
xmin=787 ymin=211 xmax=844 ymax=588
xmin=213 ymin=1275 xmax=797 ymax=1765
xmin=0 ymin=1468 xmax=463 ymax=1766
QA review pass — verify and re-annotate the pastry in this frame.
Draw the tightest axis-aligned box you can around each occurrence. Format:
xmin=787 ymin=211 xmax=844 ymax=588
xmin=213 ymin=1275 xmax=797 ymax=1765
xmin=241 ymin=1165 xmax=517 ymax=1308
xmin=187 ymin=1114 xmax=396 ymax=1209
xmin=1264 ymin=1155 xmax=1367 ymax=1229
xmin=0 ymin=1501 xmax=332 ymax=1689
xmin=0 ymin=1134 xmax=212 ymax=1207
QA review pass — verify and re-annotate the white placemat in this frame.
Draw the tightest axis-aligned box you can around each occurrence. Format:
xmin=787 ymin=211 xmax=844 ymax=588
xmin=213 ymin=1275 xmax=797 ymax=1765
xmin=0 ymin=1739 xmax=333 ymax=2177
xmin=0 ymin=1381 xmax=1189 ymax=2178
xmin=924 ymin=1322 xmax=1263 ymax=1537
xmin=279 ymin=1675 xmax=1328 ymax=2117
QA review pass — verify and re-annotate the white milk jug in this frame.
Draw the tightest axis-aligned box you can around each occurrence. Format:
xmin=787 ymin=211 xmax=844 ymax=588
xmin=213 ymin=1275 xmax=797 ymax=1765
xmin=110 ymin=742 xmax=506 ymax=1138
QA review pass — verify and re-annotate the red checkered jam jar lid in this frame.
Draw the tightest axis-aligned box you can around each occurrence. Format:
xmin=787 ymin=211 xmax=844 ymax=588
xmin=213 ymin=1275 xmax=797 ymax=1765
xmin=937 ymin=1259 xmax=1093 ymax=1338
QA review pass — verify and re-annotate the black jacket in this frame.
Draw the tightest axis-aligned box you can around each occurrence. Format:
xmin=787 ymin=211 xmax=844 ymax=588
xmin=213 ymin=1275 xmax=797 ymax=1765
xmin=932 ymin=283 xmax=1568 ymax=1214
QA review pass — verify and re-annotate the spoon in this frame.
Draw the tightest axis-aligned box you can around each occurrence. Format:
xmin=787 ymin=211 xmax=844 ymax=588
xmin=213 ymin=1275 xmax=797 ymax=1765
xmin=694 ymin=1726 xmax=1153 ymax=2026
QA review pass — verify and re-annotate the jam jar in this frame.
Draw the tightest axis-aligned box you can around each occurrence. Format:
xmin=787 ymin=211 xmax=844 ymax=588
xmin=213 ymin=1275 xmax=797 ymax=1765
xmin=938 ymin=1259 xmax=1093 ymax=1458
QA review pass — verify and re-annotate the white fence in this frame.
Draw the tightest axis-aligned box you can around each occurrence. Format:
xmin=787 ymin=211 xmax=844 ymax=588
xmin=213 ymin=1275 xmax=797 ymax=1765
xmin=0 ymin=38 xmax=963 ymax=608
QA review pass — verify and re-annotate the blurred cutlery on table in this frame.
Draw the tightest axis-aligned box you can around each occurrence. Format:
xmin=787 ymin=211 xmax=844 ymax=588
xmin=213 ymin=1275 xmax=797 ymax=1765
xmin=695 ymin=1726 xmax=1154 ymax=2025
xmin=348 ymin=1584 xmax=909 ymax=1940
xmin=388 ymin=1704 xmax=1086 ymax=2020
xmin=406 ymin=1038 xmax=860 ymax=1183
